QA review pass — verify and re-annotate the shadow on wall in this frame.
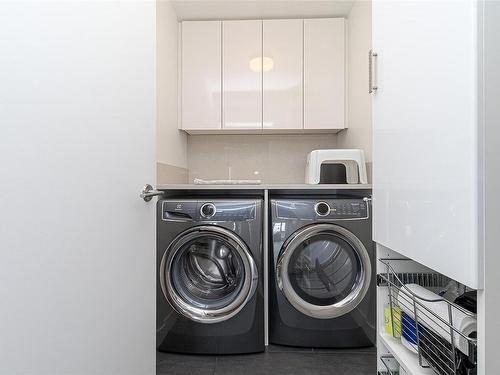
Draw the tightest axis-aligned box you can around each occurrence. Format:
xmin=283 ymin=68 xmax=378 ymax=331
xmin=157 ymin=162 xmax=189 ymax=185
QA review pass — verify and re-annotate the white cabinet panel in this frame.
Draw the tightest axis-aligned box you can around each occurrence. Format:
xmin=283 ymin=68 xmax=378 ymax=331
xmin=372 ymin=1 xmax=478 ymax=287
xmin=223 ymin=20 xmax=262 ymax=130
xmin=181 ymin=21 xmax=221 ymax=130
xmin=263 ymin=19 xmax=303 ymax=130
xmin=304 ymin=18 xmax=345 ymax=130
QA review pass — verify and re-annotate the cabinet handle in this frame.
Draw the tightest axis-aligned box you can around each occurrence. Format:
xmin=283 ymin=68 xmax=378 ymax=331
xmin=368 ymin=49 xmax=378 ymax=94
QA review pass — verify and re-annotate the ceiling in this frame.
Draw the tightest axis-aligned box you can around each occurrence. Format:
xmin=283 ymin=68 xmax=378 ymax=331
xmin=170 ymin=0 xmax=355 ymax=21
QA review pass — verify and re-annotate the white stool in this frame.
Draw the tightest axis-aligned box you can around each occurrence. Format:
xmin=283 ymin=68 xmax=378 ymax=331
xmin=305 ymin=149 xmax=368 ymax=184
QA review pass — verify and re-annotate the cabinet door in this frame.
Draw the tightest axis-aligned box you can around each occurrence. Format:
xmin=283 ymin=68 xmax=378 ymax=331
xmin=372 ymin=1 xmax=478 ymax=288
xmin=263 ymin=19 xmax=303 ymax=130
xmin=0 ymin=2 xmax=155 ymax=373
xmin=304 ymin=18 xmax=345 ymax=130
xmin=181 ymin=21 xmax=221 ymax=130
xmin=223 ymin=20 xmax=262 ymax=130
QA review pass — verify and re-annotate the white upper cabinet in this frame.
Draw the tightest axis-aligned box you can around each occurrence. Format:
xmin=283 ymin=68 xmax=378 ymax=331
xmin=372 ymin=1 xmax=479 ymax=288
xmin=181 ymin=21 xmax=222 ymax=130
xmin=263 ymin=19 xmax=303 ymax=130
xmin=180 ymin=18 xmax=346 ymax=134
xmin=223 ymin=20 xmax=263 ymax=131
xmin=304 ymin=18 xmax=345 ymax=130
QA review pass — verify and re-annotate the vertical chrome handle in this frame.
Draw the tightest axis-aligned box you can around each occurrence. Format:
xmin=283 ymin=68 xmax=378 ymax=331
xmin=368 ymin=49 xmax=378 ymax=94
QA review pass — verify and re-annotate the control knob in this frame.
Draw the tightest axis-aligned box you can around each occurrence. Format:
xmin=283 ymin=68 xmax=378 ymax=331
xmin=200 ymin=203 xmax=216 ymax=218
xmin=315 ymin=201 xmax=331 ymax=217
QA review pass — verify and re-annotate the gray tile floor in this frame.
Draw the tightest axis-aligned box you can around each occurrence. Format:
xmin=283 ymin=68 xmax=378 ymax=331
xmin=157 ymin=345 xmax=376 ymax=375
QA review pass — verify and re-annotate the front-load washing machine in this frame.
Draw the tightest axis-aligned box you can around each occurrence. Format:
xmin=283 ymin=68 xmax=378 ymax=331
xmin=269 ymin=196 xmax=375 ymax=348
xmin=157 ymin=198 xmax=264 ymax=354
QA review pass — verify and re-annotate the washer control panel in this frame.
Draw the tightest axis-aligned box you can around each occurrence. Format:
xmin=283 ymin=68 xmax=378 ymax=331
xmin=162 ymin=200 xmax=257 ymax=222
xmin=276 ymin=198 xmax=369 ymax=220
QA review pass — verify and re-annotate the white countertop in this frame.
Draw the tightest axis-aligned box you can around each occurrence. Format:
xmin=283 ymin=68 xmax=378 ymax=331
xmin=157 ymin=183 xmax=372 ymax=190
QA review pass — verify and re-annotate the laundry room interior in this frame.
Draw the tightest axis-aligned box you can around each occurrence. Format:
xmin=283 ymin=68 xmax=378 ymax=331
xmin=157 ymin=0 xmax=373 ymax=186
xmin=154 ymin=1 xmax=485 ymax=375
xmin=2 ymin=1 xmax=498 ymax=375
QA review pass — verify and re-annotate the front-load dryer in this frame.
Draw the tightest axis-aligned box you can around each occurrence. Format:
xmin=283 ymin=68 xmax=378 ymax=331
xmin=269 ymin=196 xmax=375 ymax=348
xmin=157 ymin=198 xmax=264 ymax=354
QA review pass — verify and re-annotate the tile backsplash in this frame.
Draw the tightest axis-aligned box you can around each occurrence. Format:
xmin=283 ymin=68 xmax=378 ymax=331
xmin=187 ymin=134 xmax=338 ymax=184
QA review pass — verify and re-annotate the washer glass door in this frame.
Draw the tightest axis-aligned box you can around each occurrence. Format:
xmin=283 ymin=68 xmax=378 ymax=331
xmin=161 ymin=226 xmax=258 ymax=323
xmin=277 ymin=223 xmax=371 ymax=319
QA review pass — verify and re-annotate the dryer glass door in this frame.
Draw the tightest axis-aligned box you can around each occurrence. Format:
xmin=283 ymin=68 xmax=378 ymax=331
xmin=277 ymin=223 xmax=371 ymax=319
xmin=160 ymin=226 xmax=258 ymax=323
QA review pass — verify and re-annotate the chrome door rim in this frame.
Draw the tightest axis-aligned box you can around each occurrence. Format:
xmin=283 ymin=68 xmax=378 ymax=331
xmin=276 ymin=223 xmax=371 ymax=319
xmin=160 ymin=225 xmax=258 ymax=324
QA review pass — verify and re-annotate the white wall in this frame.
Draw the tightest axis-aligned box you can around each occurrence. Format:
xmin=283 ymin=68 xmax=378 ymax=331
xmin=337 ymin=0 xmax=372 ymax=165
xmin=157 ymin=0 xmax=188 ymax=182
xmin=170 ymin=0 xmax=355 ymax=20
xmin=0 ymin=1 xmax=156 ymax=374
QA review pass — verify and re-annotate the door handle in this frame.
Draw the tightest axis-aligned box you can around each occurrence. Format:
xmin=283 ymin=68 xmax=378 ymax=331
xmin=140 ymin=184 xmax=163 ymax=202
xmin=368 ymin=49 xmax=378 ymax=94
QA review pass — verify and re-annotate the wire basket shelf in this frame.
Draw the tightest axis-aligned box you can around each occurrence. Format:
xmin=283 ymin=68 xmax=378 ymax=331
xmin=379 ymin=259 xmax=477 ymax=375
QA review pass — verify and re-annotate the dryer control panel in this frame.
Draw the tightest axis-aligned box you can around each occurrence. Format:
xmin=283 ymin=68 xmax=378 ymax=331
xmin=162 ymin=200 xmax=257 ymax=222
xmin=324 ymin=200 xmax=369 ymax=219
xmin=276 ymin=199 xmax=370 ymax=221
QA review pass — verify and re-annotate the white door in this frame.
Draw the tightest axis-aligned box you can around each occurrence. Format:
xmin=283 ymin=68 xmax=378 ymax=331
xmin=372 ymin=1 xmax=478 ymax=288
xmin=0 ymin=2 xmax=156 ymax=374
xmin=263 ymin=19 xmax=303 ymax=130
xmin=223 ymin=20 xmax=263 ymax=131
xmin=181 ymin=21 xmax=222 ymax=131
xmin=304 ymin=18 xmax=345 ymax=130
